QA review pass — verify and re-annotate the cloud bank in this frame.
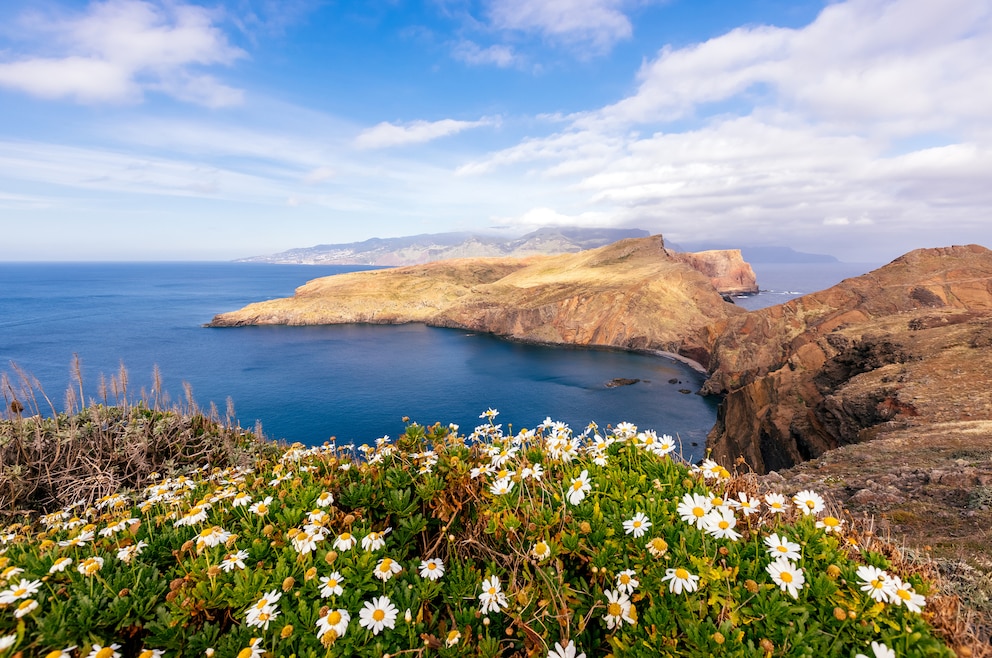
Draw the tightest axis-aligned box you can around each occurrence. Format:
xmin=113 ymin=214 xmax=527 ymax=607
xmin=0 ymin=0 xmax=245 ymax=106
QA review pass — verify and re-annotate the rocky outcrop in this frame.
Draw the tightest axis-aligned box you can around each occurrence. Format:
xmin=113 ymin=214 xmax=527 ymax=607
xmin=703 ymin=244 xmax=992 ymax=473
xmin=209 ymin=235 xmax=746 ymax=366
xmin=670 ymin=249 xmax=758 ymax=295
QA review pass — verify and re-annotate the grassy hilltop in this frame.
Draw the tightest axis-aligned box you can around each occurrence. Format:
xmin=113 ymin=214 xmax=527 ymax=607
xmin=0 ymin=402 xmax=972 ymax=658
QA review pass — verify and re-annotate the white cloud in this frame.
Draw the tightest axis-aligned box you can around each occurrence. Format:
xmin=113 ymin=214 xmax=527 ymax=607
xmin=355 ymin=117 xmax=499 ymax=149
xmin=451 ymin=40 xmax=520 ymax=68
xmin=486 ymin=0 xmax=634 ymax=52
xmin=0 ymin=0 xmax=245 ymax=106
xmin=457 ymin=0 xmax=992 ymax=259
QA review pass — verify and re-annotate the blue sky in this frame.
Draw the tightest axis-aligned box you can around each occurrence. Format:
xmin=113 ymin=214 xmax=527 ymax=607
xmin=0 ymin=0 xmax=989 ymax=262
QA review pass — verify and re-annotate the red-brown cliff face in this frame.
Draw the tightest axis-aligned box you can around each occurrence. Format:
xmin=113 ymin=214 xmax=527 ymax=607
xmin=703 ymin=245 xmax=992 ymax=473
xmin=670 ymin=249 xmax=758 ymax=296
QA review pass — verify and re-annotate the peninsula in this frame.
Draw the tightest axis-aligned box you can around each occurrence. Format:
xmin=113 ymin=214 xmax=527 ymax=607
xmin=209 ymin=235 xmax=755 ymax=365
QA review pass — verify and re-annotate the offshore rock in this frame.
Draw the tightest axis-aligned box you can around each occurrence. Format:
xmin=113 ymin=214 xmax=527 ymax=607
xmin=209 ymin=235 xmax=746 ymax=366
xmin=703 ymin=244 xmax=992 ymax=474
xmin=670 ymin=249 xmax=758 ymax=296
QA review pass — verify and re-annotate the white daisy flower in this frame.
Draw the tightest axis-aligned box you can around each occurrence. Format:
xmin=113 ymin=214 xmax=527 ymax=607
xmin=358 ymin=595 xmax=398 ymax=635
xmin=767 ymin=558 xmax=805 ymax=599
xmin=764 ymin=533 xmax=802 ymax=561
xmin=332 ymin=532 xmax=356 ymax=551
xmin=792 ymin=490 xmax=825 ymax=516
xmin=857 ymin=565 xmax=894 ymax=603
xmin=728 ymin=492 xmax=759 ymax=516
xmin=616 ymin=569 xmax=639 ymax=594
xmin=531 ymin=540 xmax=552 ymax=561
xmin=85 ymin=644 xmax=122 ymax=658
xmin=661 ymin=567 xmax=700 ymax=594
xmin=703 ymin=508 xmax=741 ymax=541
xmin=361 ymin=528 xmax=391 ymax=552
xmin=676 ymin=492 xmax=712 ymax=529
xmin=419 ymin=558 xmax=445 ymax=581
xmin=816 ymin=515 xmax=844 ymax=533
xmin=374 ymin=557 xmax=403 ymax=582
xmin=888 ymin=575 xmax=926 ymax=613
xmin=220 ymin=549 xmax=249 ymax=572
xmin=622 ymin=512 xmax=652 ymax=538
xmin=601 ymin=588 xmax=635 ymax=629
xmin=319 ymin=571 xmax=345 ymax=597
xmin=548 ymin=639 xmax=586 ymax=658
xmin=764 ymin=492 xmax=787 ymax=514
xmin=856 ymin=641 xmax=896 ymax=658
xmin=316 ymin=608 xmax=350 ymax=644
xmin=315 ymin=491 xmax=335 ymax=507
xmin=566 ymin=470 xmax=591 ymax=506
xmin=478 ymin=575 xmax=508 ymax=614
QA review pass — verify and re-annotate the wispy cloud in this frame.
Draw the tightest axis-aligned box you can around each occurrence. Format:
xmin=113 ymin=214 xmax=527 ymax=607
xmin=485 ymin=0 xmax=636 ymax=52
xmin=354 ymin=117 xmax=500 ymax=149
xmin=0 ymin=0 xmax=245 ymax=106
xmin=451 ymin=40 xmax=521 ymax=68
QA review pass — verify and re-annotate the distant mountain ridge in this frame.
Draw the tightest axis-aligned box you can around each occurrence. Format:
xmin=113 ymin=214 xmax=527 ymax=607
xmin=237 ymin=227 xmax=651 ymax=265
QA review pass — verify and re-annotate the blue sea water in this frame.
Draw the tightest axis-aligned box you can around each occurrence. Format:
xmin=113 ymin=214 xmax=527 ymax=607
xmin=0 ymin=262 xmax=730 ymax=458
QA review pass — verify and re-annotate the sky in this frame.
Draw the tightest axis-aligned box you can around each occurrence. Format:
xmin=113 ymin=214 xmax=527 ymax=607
xmin=0 ymin=0 xmax=990 ymax=262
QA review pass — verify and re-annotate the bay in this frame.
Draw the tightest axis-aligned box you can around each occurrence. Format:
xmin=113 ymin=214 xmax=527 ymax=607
xmin=0 ymin=262 xmax=718 ymax=457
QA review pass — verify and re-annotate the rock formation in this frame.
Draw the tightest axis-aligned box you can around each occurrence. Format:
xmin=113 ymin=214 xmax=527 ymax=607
xmin=209 ymin=235 xmax=746 ymax=366
xmin=703 ymin=244 xmax=992 ymax=473
xmin=669 ymin=249 xmax=758 ymax=295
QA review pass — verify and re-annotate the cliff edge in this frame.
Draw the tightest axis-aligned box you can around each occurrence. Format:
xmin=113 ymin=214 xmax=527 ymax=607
xmin=703 ymin=244 xmax=992 ymax=474
xmin=209 ymin=235 xmax=746 ymax=366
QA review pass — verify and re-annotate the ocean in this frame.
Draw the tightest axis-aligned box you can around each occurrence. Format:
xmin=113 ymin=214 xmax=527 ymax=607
xmin=0 ymin=260 xmax=880 ymax=459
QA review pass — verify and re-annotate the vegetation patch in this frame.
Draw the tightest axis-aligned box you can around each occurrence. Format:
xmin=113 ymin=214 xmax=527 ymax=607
xmin=0 ymin=405 xmax=959 ymax=657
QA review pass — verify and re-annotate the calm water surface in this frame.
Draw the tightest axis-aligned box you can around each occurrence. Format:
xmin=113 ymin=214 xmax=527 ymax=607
xmin=0 ymin=262 xmax=719 ymax=456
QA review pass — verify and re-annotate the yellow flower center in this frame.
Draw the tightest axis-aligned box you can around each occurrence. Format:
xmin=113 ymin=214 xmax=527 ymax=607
xmin=607 ymin=602 xmax=622 ymax=616
xmin=16 ymin=600 xmax=33 ymax=611
xmin=805 ymin=500 xmax=816 ymax=509
xmin=718 ymin=520 xmax=730 ymax=530
xmin=13 ymin=587 xmax=26 ymax=596
xmin=488 ymin=587 xmax=497 ymax=595
xmin=327 ymin=610 xmax=342 ymax=624
xmin=258 ymin=612 xmax=270 ymax=622
xmin=327 ymin=578 xmax=338 ymax=588
xmin=675 ymin=568 xmax=689 ymax=580
xmin=257 ymin=504 xmax=267 ymax=513
xmin=632 ymin=521 xmax=642 ymax=528
xmin=572 ymin=481 xmax=583 ymax=491
xmin=379 ymin=560 xmax=392 ymax=572
xmin=780 ymin=571 xmax=794 ymax=583
xmin=692 ymin=507 xmax=705 ymax=518
xmin=373 ymin=609 xmax=386 ymax=622
xmin=340 ymin=533 xmax=351 ymax=540
xmin=95 ymin=649 xmax=115 ymax=658
xmin=535 ymin=542 xmax=548 ymax=554
xmin=237 ymin=649 xmax=253 ymax=658
xmin=427 ymin=561 xmax=437 ymax=570
xmin=897 ymin=589 xmax=911 ymax=601
xmin=871 ymin=579 xmax=884 ymax=590
xmin=777 ymin=546 xmax=788 ymax=553
xmin=619 ymin=574 xmax=631 ymax=584
xmin=823 ymin=517 xmax=839 ymax=527
xmin=712 ymin=497 xmax=724 ymax=506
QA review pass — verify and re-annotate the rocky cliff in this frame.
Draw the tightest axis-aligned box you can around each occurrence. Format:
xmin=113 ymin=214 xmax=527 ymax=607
xmin=209 ymin=235 xmax=746 ymax=365
xmin=703 ymin=244 xmax=992 ymax=473
xmin=669 ymin=249 xmax=758 ymax=295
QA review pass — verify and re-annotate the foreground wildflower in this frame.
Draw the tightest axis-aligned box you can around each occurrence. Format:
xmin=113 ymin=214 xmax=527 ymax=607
xmin=767 ymin=559 xmax=805 ymax=599
xmin=616 ymin=569 xmax=639 ymax=594
xmin=888 ymin=575 xmax=926 ymax=613
xmin=358 ymin=595 xmax=398 ymax=635
xmin=117 ymin=540 xmax=148 ymax=564
xmin=13 ymin=598 xmax=38 ymax=618
xmin=316 ymin=608 xmax=350 ymax=644
xmin=647 ymin=537 xmax=669 ymax=557
xmin=235 ymin=637 xmax=264 ymax=658
xmin=0 ymin=578 xmax=42 ymax=604
xmin=245 ymin=590 xmax=282 ymax=630
xmin=764 ymin=492 xmax=787 ymax=514
xmin=332 ymin=532 xmax=356 ymax=551
xmin=676 ymin=492 xmax=712 ymax=529
xmin=478 ymin=575 xmax=508 ymax=614
xmin=531 ymin=540 xmax=552 ymax=560
xmin=856 ymin=641 xmax=896 ymax=658
xmin=85 ymin=644 xmax=122 ymax=658
xmin=374 ymin=557 xmax=402 ymax=582
xmin=703 ymin=507 xmax=741 ymax=541
xmin=661 ymin=567 xmax=700 ymax=594
xmin=319 ymin=571 xmax=345 ymax=597
xmin=78 ymin=556 xmax=104 ymax=576
xmin=548 ymin=639 xmax=586 ymax=658
xmin=445 ymin=630 xmax=462 ymax=647
xmin=793 ymin=490 xmax=825 ymax=516
xmin=419 ymin=558 xmax=445 ymax=581
xmin=602 ymin=589 xmax=635 ymax=629
xmin=49 ymin=557 xmax=73 ymax=574
xmin=816 ymin=515 xmax=844 ymax=533
xmin=857 ymin=565 xmax=894 ymax=603
xmin=566 ymin=470 xmax=591 ymax=505
xmin=764 ymin=533 xmax=802 ymax=561
xmin=220 ymin=549 xmax=249 ymax=572
xmin=729 ymin=492 xmax=759 ymax=516
xmin=622 ymin=512 xmax=652 ymax=538
xmin=362 ymin=528 xmax=391 ymax=552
